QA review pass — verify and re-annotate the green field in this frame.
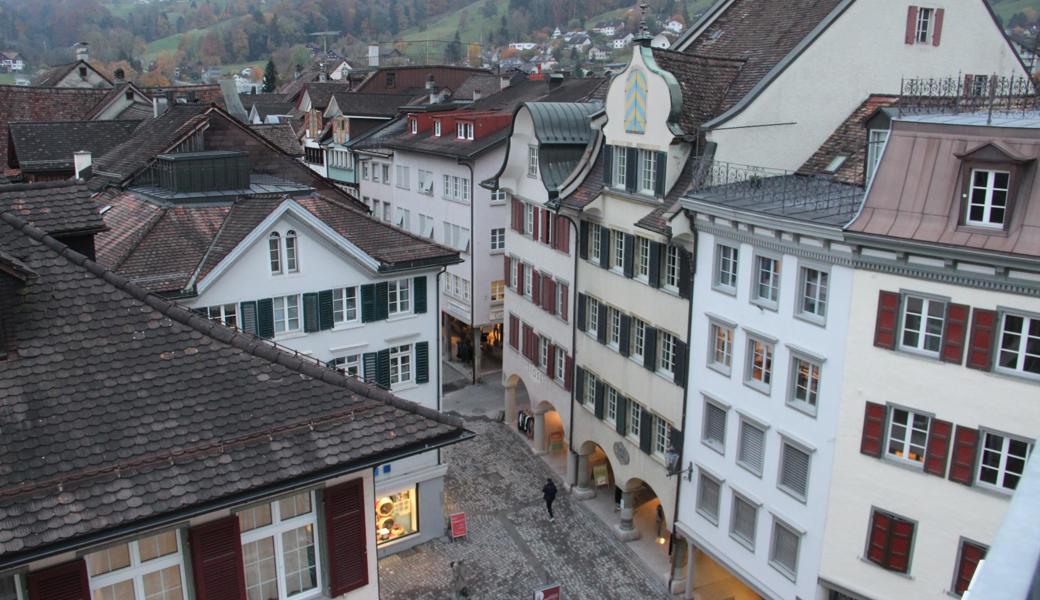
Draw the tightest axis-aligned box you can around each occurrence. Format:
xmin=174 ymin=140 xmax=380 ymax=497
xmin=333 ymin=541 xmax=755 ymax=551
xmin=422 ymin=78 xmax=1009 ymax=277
xmin=991 ymin=0 xmax=1040 ymax=22
xmin=0 ymin=73 xmax=17 ymax=84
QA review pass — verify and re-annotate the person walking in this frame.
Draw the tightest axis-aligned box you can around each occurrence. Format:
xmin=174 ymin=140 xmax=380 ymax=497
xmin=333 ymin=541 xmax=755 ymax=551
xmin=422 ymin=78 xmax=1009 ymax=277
xmin=451 ymin=560 xmax=470 ymax=599
xmin=542 ymin=478 xmax=557 ymax=521
xmin=655 ymin=503 xmax=666 ymax=538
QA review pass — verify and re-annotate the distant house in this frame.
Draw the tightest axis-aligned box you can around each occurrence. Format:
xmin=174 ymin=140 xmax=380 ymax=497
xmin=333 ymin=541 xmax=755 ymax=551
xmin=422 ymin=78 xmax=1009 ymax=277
xmin=664 ymin=19 xmax=684 ymax=33
xmin=593 ymin=20 xmax=624 ymax=37
xmin=651 ymin=32 xmax=672 ymax=49
xmin=509 ymin=42 xmax=538 ymax=51
xmin=567 ymin=34 xmax=592 ymax=50
xmin=32 ymin=43 xmax=111 ymax=89
xmin=0 ymin=51 xmax=23 ymax=72
xmin=552 ymin=26 xmax=563 ymax=39
xmin=612 ymin=33 xmax=635 ymax=49
xmin=588 ymin=46 xmax=610 ymax=61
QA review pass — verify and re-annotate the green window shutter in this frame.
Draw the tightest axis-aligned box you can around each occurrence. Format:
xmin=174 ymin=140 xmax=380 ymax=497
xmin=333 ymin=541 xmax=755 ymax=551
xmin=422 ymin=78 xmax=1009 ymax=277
xmin=302 ymin=292 xmax=319 ymax=332
xmin=594 ymin=381 xmax=605 ymax=419
xmin=596 ymin=302 xmax=608 ymax=345
xmin=678 ymin=249 xmax=692 ymax=299
xmin=413 ymin=277 xmax=427 ymax=314
xmin=579 ymin=221 xmax=590 ymax=261
xmin=648 ymin=241 xmax=663 ymax=289
xmin=377 ymin=349 xmax=391 ymax=388
xmin=415 ymin=341 xmax=430 ymax=383
xmin=362 ymin=352 xmax=378 ymax=384
xmin=602 ymin=145 xmax=612 ymax=186
xmin=622 ymin=233 xmax=635 ymax=278
xmin=257 ymin=298 xmax=275 ymax=339
xmin=615 ymin=396 xmax=628 ymax=435
xmin=576 ymin=293 xmax=587 ymax=332
xmin=376 ymin=282 xmax=390 ymax=321
xmin=625 ymin=147 xmax=638 ymax=193
xmin=655 ymin=151 xmax=667 ymax=197
xmin=619 ymin=314 xmax=632 ymax=357
xmin=318 ymin=290 xmax=335 ymax=330
xmin=240 ymin=301 xmax=258 ymax=335
xmin=574 ymin=366 xmax=585 ymax=402
xmin=639 ymin=409 xmax=654 ymax=454
xmin=361 ymin=284 xmax=376 ymax=322
xmin=598 ymin=228 xmax=610 ymax=269
xmin=643 ymin=326 xmax=657 ymax=371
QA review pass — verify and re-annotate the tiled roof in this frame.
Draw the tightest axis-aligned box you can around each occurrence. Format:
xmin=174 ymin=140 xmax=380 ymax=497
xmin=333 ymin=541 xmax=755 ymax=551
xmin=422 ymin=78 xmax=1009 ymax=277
xmin=561 ymin=150 xmax=604 ymax=211
xmin=7 ymin=120 xmax=142 ymax=172
xmin=635 ymin=154 xmax=702 ymax=235
xmin=650 ymin=49 xmax=745 ymax=133
xmin=0 ymin=85 xmax=110 ymax=169
xmin=96 ymin=190 xmax=461 ymax=294
xmin=142 ymin=84 xmax=225 ymax=106
xmin=468 ymin=77 xmax=607 ymax=113
xmin=453 ymin=74 xmax=504 ymax=101
xmin=302 ymin=82 xmax=354 ymax=109
xmin=92 ymin=104 xmax=211 ymax=181
xmin=32 ymin=60 xmax=112 ymax=88
xmin=331 ymin=91 xmax=417 ymax=117
xmin=799 ymin=94 xmax=900 ymax=184
xmin=251 ymin=123 xmax=302 ymax=156
xmin=0 ymin=209 xmax=468 ymax=565
xmin=0 ymin=181 xmax=105 ymax=235
xmin=278 ymin=70 xmax=322 ymax=98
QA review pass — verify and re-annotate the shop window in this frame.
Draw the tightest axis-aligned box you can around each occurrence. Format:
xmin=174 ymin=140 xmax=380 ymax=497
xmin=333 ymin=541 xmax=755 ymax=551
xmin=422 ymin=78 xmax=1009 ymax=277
xmin=376 ymin=487 xmax=419 ymax=546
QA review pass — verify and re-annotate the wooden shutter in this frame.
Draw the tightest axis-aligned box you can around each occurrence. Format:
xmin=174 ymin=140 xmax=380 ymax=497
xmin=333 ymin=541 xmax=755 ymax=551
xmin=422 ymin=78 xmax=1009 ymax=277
xmin=360 ymin=284 xmax=376 ymax=322
xmin=643 ymin=327 xmax=657 ymax=371
xmin=544 ymin=276 xmax=556 ymax=315
xmin=639 ymin=408 xmax=654 ymax=454
xmin=648 ymin=241 xmax=663 ymax=288
xmin=574 ymin=365 xmax=585 ymax=401
xmin=531 ymin=206 xmax=540 ymax=241
xmin=673 ymin=339 xmax=688 ymax=386
xmin=375 ymin=282 xmax=389 ymax=321
xmin=303 ymin=292 xmax=319 ymax=332
xmin=615 ymin=396 xmax=628 ymax=435
xmin=923 ymin=418 xmax=953 ymax=477
xmin=318 ymin=290 xmax=335 ymax=330
xmin=620 ymin=233 xmax=635 ymax=278
xmin=594 ymin=380 xmax=605 ymax=419
xmin=546 ymin=344 xmax=556 ymax=378
xmin=560 ymin=284 xmax=569 ymax=322
xmin=599 ymin=227 xmax=611 ymax=269
xmin=619 ymin=314 xmax=632 ymax=357
xmin=509 ymin=314 xmax=519 ymax=350
xmin=678 ymin=249 xmax=692 ymax=299
xmin=625 ymin=148 xmax=638 ymax=193
xmin=654 ymin=151 xmax=667 ymax=197
xmin=555 ymin=215 xmax=570 ymax=252
xmin=325 ymin=479 xmax=369 ymax=595
xmin=860 ymin=401 xmax=887 ymax=458
xmin=905 ymin=6 xmax=919 ymax=44
xmin=504 ymin=255 xmax=511 ymax=285
xmin=415 ymin=341 xmax=430 ymax=383
xmin=511 ymin=198 xmax=522 ymax=231
xmin=522 ymin=324 xmax=534 ymax=361
xmin=376 ymin=349 xmax=391 ymax=388
xmin=188 ymin=516 xmax=247 ymax=600
xmin=596 ymin=303 xmax=608 ymax=345
xmin=874 ymin=291 xmax=900 ymax=349
xmin=887 ymin=517 xmax=915 ymax=573
xmin=517 ymin=263 xmax=525 ymax=297
xmin=542 ymin=209 xmax=552 ymax=244
xmin=602 ymin=145 xmax=613 ymax=186
xmin=932 ymin=8 xmax=944 ymax=46
xmin=257 ymin=298 xmax=274 ymax=339
xmin=532 ymin=270 xmax=542 ymax=308
xmin=966 ymin=308 xmax=997 ymax=371
xmin=362 ymin=352 xmax=378 ymax=383
xmin=949 ymin=425 xmax=980 ymax=485
xmin=564 ymin=355 xmax=574 ymax=391
xmin=26 ymin=559 xmax=89 ymax=600
xmin=239 ymin=300 xmax=258 ymax=335
xmin=576 ymin=293 xmax=587 ymax=332
xmin=941 ymin=303 xmax=969 ymax=364
xmin=579 ymin=221 xmax=589 ymax=260
xmin=955 ymin=541 xmax=987 ymax=596
xmin=413 ymin=277 xmax=427 ymax=314
xmin=867 ymin=511 xmax=891 ymax=567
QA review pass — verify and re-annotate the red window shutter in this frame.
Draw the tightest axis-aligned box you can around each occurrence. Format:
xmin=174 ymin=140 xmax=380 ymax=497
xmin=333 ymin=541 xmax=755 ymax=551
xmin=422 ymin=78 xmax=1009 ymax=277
xmin=325 ymin=479 xmax=369 ymax=596
xmin=874 ymin=291 xmax=900 ymax=349
xmin=546 ymin=344 xmax=556 ymax=378
xmin=966 ymin=308 xmax=997 ymax=371
xmin=949 ymin=426 xmax=980 ymax=485
xmin=511 ymin=199 xmax=521 ymax=232
xmin=923 ymin=418 xmax=953 ymax=477
xmin=188 ymin=516 xmax=248 ymax=600
xmin=560 ymin=284 xmax=569 ymax=322
xmin=932 ymin=8 xmax=944 ymax=46
xmin=27 ymin=559 xmax=89 ymax=600
xmin=557 ymin=216 xmax=570 ymax=252
xmin=517 ymin=263 xmax=525 ymax=295
xmin=955 ymin=541 xmax=988 ymax=595
xmin=542 ymin=209 xmax=551 ymax=244
xmin=522 ymin=324 xmax=533 ymax=360
xmin=564 ymin=354 xmax=574 ymax=390
xmin=941 ymin=303 xmax=970 ymax=364
xmin=905 ymin=5 xmax=919 ymax=44
xmin=888 ymin=518 xmax=915 ymax=573
xmin=867 ymin=511 xmax=892 ymax=566
xmin=531 ymin=207 xmax=540 ymax=241
xmin=509 ymin=314 xmax=519 ymax=350
xmin=860 ymin=401 xmax=887 ymax=458
xmin=532 ymin=270 xmax=542 ymax=307
xmin=545 ymin=277 xmax=556 ymax=316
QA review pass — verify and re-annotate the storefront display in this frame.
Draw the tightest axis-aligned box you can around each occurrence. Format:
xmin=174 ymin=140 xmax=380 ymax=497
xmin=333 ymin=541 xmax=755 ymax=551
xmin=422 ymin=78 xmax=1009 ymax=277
xmin=375 ymin=487 xmax=418 ymax=546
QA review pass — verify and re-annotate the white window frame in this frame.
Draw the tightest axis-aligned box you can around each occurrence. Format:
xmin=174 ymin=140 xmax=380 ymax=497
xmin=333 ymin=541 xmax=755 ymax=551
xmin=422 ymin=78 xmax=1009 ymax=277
xmin=284 ymin=230 xmax=299 ymax=273
xmin=524 ymin=263 xmax=533 ymax=298
xmin=965 ymin=169 xmax=1010 ymax=228
xmin=527 ymin=145 xmax=538 ymax=177
xmin=87 ymin=532 xmax=188 ymax=600
xmin=582 ymin=370 xmax=598 ymax=410
xmin=395 ymin=164 xmax=410 ymax=189
xmin=204 ymin=303 xmax=238 ymax=329
xmin=885 ymin=405 xmax=931 ymax=467
xmin=752 ymin=254 xmax=781 ymax=308
xmin=636 ymin=237 xmax=650 ymax=281
xmin=976 ymin=429 xmax=1034 ymax=492
xmin=269 ymin=232 xmax=282 ymax=274
xmin=332 ymin=286 xmax=360 ymax=325
xmin=996 ymin=311 xmax=1040 ymax=380
xmin=797 ymin=266 xmax=829 ymax=323
xmin=589 ymin=223 xmax=602 ymax=263
xmin=866 ymin=129 xmax=889 ymax=183
xmin=696 ymin=469 xmax=722 ymax=525
xmin=608 ymin=307 xmax=622 ymax=349
xmin=389 ymin=344 xmax=413 ymax=386
xmin=456 ymin=121 xmax=474 ymax=140
xmin=708 ymin=321 xmax=733 ymax=376
xmin=915 ymin=7 xmax=933 ymax=44
xmin=631 ymin=318 xmax=646 ymax=363
xmin=611 ymin=230 xmax=625 ymax=273
xmin=410 ymin=119 xmax=417 ymax=134
xmin=238 ymin=491 xmax=322 ymax=600
xmin=417 ymin=170 xmax=434 ymax=195
xmin=394 ymin=207 xmax=410 ymax=230
xmin=510 ymin=258 xmax=519 ymax=289
xmin=434 ymin=120 xmax=441 ymax=136
xmin=638 ymin=149 xmax=656 ymax=195
xmin=729 ymin=492 xmax=758 ymax=551
xmin=744 ymin=335 xmax=774 ymax=394
xmin=524 ymin=204 xmax=535 ymax=237
xmin=787 ymin=354 xmax=821 ymax=417
xmin=664 ymin=245 xmax=680 ymax=291
xmin=653 ymin=415 xmax=670 ymax=458
xmin=586 ymin=298 xmax=599 ymax=337
xmin=627 ymin=399 xmax=642 ymax=443
xmin=554 ymin=345 xmax=566 ymax=381
xmin=899 ymin=293 xmax=946 ymax=356
xmin=539 ymin=337 xmax=550 ymax=368
xmin=361 ymin=162 xmax=369 ymax=180
xmin=613 ymin=148 xmax=627 ymax=189
xmin=605 ymin=386 xmax=618 ymax=425
xmin=714 ymin=243 xmax=738 ymax=293
xmin=273 ymin=295 xmax=301 ymax=335
xmin=490 ymin=280 xmax=505 ymax=303
xmin=388 ymin=279 xmax=412 ymax=316
xmin=490 ymin=227 xmax=506 ymax=251
xmin=330 ymin=353 xmax=361 ymax=377
xmin=555 ymin=282 xmax=566 ymax=318
xmin=657 ymin=330 xmax=676 ymax=377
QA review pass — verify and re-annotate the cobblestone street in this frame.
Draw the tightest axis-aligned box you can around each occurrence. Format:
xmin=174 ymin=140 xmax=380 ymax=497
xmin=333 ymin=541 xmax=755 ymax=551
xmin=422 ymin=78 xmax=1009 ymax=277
xmin=378 ymin=416 xmax=670 ymax=599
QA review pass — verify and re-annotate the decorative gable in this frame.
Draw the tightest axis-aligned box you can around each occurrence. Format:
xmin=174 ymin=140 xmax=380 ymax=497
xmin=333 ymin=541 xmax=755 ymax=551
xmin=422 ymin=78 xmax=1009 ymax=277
xmin=624 ymin=69 xmax=648 ymax=134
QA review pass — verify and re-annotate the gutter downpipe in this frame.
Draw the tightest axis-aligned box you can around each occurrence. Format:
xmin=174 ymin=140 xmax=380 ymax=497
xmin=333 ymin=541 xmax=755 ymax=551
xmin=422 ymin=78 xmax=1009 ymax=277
xmin=552 ymin=191 xmax=582 ymax=489
xmin=436 ymin=265 xmax=447 ymax=467
xmin=460 ymin=159 xmax=478 ymax=385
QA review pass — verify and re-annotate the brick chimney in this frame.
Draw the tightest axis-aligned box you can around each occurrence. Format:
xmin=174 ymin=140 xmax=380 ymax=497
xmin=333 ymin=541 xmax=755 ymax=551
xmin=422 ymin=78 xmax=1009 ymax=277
xmin=74 ymin=42 xmax=89 ymax=62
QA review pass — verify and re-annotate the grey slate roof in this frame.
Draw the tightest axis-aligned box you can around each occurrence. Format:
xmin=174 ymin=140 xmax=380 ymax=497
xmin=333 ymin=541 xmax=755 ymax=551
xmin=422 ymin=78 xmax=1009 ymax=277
xmin=527 ymin=102 xmax=598 ymax=145
xmin=0 ymin=181 xmax=104 ymax=235
xmin=7 ymin=120 xmax=142 ymax=172
xmin=92 ymin=104 xmax=211 ymax=182
xmin=250 ymin=123 xmax=302 ymax=156
xmin=330 ymin=91 xmax=417 ymax=117
xmin=0 ymin=209 xmax=469 ymax=567
xmin=683 ymin=173 xmax=864 ymax=226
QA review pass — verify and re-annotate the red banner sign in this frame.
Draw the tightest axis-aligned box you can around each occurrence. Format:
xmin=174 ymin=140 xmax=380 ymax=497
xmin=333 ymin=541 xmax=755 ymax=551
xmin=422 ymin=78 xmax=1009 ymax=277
xmin=449 ymin=512 xmax=467 ymax=539
xmin=534 ymin=583 xmax=561 ymax=600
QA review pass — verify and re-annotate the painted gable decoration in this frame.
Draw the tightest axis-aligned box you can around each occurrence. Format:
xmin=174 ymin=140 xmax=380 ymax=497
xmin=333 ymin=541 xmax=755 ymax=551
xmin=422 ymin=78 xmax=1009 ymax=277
xmin=624 ymin=69 xmax=648 ymax=134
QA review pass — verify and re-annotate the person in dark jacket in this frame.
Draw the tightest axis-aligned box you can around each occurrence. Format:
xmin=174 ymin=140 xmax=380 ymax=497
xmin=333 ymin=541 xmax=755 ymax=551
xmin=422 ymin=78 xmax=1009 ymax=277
xmin=542 ymin=478 xmax=557 ymax=521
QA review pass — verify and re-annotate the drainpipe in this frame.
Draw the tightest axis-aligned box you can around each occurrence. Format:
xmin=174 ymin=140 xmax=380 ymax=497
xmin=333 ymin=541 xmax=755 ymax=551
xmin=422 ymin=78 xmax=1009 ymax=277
xmin=459 ymin=159 xmax=478 ymax=385
xmin=436 ymin=265 xmax=447 ymax=466
xmin=553 ymin=195 xmax=581 ymax=488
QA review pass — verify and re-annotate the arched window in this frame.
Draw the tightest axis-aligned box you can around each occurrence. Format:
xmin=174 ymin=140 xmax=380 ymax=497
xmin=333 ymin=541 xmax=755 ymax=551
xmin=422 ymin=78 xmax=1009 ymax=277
xmin=624 ymin=69 xmax=648 ymax=134
xmin=285 ymin=230 xmax=299 ymax=273
xmin=268 ymin=232 xmax=282 ymax=274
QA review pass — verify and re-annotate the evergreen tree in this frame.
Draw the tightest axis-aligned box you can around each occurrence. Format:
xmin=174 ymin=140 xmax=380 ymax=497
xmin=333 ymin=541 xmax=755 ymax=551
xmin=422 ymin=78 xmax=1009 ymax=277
xmin=262 ymin=59 xmax=278 ymax=92
xmin=444 ymin=31 xmax=462 ymax=64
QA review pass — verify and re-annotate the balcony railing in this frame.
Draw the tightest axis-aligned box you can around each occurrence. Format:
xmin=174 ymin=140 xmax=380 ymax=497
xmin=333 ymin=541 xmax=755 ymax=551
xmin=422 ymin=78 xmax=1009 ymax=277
xmin=896 ymin=74 xmax=1040 ymax=121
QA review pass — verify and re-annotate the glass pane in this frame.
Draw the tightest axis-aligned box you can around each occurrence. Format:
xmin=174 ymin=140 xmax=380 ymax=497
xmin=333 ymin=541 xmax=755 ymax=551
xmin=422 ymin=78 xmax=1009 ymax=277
xmin=279 ymin=493 xmax=312 ymax=520
xmin=139 ymin=531 xmax=178 ymax=562
xmin=142 ymin=565 xmax=183 ymax=600
xmin=93 ymin=580 xmax=135 ymax=600
xmin=88 ymin=543 xmax=132 ymax=576
xmin=243 ymin=537 xmax=278 ymax=600
xmin=238 ymin=504 xmax=273 ymax=532
xmin=281 ymin=525 xmax=317 ymax=596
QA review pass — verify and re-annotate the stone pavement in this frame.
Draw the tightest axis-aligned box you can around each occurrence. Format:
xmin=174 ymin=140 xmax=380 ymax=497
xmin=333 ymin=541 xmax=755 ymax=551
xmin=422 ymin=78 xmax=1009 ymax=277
xmin=378 ymin=417 xmax=670 ymax=599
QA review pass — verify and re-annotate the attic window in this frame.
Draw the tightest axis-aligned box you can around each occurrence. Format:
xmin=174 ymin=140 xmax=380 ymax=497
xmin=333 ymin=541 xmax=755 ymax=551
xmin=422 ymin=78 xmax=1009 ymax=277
xmin=410 ymin=119 xmax=418 ymax=135
xmin=965 ymin=169 xmax=1010 ymax=228
xmin=457 ymin=122 xmax=474 ymax=140
xmin=124 ymin=90 xmax=134 ymax=101
xmin=386 ymin=72 xmax=396 ymax=88
xmin=434 ymin=120 xmax=442 ymax=137
xmin=79 ymin=66 xmax=87 ymax=78
xmin=824 ymin=156 xmax=847 ymax=173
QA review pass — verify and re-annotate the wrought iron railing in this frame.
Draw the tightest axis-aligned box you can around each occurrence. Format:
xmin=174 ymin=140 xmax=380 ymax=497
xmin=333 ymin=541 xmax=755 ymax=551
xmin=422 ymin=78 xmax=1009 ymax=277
xmin=897 ymin=74 xmax=1040 ymax=120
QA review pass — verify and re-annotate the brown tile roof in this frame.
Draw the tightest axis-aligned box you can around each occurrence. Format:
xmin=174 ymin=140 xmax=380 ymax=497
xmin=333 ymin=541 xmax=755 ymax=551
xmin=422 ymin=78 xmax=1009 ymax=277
xmin=329 ymin=91 xmax=417 ymax=117
xmin=651 ymin=49 xmax=745 ymax=133
xmin=799 ymin=94 xmax=899 ymax=184
xmin=251 ymin=123 xmax=302 ymax=156
xmin=635 ymin=155 xmax=701 ymax=235
xmin=0 ymin=181 xmax=104 ymax=235
xmin=0 ymin=85 xmax=110 ymax=170
xmin=0 ymin=209 xmax=468 ymax=565
xmin=7 ymin=120 xmax=142 ymax=172
xmin=561 ymin=149 xmax=604 ymax=211
xmin=32 ymin=60 xmax=112 ymax=88
xmin=92 ymin=104 xmax=211 ymax=181
xmin=846 ymin=118 xmax=1040 ymax=258
xmin=302 ymin=82 xmax=354 ymax=110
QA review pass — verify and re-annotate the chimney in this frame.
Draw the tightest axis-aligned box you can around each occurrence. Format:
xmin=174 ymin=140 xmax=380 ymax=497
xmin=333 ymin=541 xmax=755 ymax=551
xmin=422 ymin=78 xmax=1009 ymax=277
xmin=73 ymin=151 xmax=92 ymax=180
xmin=500 ymin=74 xmax=511 ymax=91
xmin=113 ymin=68 xmax=125 ymax=84
xmin=294 ymin=63 xmax=303 ymax=80
xmin=368 ymin=45 xmax=380 ymax=67
xmin=548 ymin=73 xmax=564 ymax=91
xmin=74 ymin=42 xmax=89 ymax=63
xmin=152 ymin=91 xmax=162 ymax=118
xmin=319 ymin=60 xmax=328 ymax=82
xmin=473 ymin=88 xmax=482 ymax=101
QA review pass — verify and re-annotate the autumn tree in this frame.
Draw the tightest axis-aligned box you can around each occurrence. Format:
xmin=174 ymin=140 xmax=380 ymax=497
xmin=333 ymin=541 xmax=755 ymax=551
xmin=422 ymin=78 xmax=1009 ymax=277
xmin=262 ymin=59 xmax=278 ymax=92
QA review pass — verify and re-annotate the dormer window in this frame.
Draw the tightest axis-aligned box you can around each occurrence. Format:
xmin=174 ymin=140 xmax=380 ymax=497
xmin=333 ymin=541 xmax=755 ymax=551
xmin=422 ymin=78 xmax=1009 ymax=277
xmin=285 ymin=230 xmax=299 ymax=272
xmin=966 ymin=169 xmax=1010 ymax=228
xmin=386 ymin=72 xmax=396 ymax=88
xmin=410 ymin=119 xmax=418 ymax=134
xmin=457 ymin=122 xmax=474 ymax=140
xmin=434 ymin=120 xmax=442 ymax=136
xmin=78 ymin=66 xmax=87 ymax=78
xmin=866 ymin=129 xmax=889 ymax=183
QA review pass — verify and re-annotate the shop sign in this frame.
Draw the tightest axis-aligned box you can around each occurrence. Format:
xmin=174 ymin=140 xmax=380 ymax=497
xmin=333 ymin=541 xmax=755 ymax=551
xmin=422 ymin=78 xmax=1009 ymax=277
xmin=534 ymin=583 xmax=562 ymax=600
xmin=592 ymin=463 xmax=610 ymax=487
xmin=449 ymin=512 xmax=468 ymax=540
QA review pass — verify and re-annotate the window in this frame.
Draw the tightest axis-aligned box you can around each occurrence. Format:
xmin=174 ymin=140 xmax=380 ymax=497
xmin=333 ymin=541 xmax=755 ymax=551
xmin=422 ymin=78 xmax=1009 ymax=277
xmin=608 ymin=307 xmax=622 ymax=348
xmin=606 ymin=387 xmax=618 ymax=424
xmin=730 ymin=494 xmax=757 ymax=550
xmin=953 ymin=540 xmax=987 ymax=596
xmin=638 ymin=149 xmax=657 ymax=194
xmin=381 ymin=165 xmax=390 ymax=183
xmin=965 ymin=169 xmax=1010 ymax=227
xmin=490 ymin=228 xmax=505 ymax=250
xmin=332 ymin=287 xmax=359 ymax=324
xmin=636 ymin=237 xmax=650 ymax=280
xmin=390 ymin=344 xmax=412 ymax=385
xmin=491 ymin=280 xmax=505 ymax=303
xmin=527 ymin=146 xmax=538 ymax=177
xmin=273 ymin=295 xmax=301 ymax=335
xmin=715 ymin=244 xmax=738 ymax=291
xmin=586 ymin=298 xmax=599 ymax=336
xmin=613 ymin=148 xmax=627 ymax=188
xmin=386 ymin=72 xmax=396 ymax=87
xmin=554 ymin=345 xmax=566 ymax=381
xmin=330 ymin=354 xmax=361 ymax=377
xmin=269 ymin=232 xmax=282 ymax=274
xmin=770 ymin=519 xmax=800 ymax=581
xmin=664 ymin=245 xmax=680 ymax=290
xmin=702 ymin=400 xmax=727 ymax=452
xmin=284 ymin=231 xmax=299 ymax=272
xmin=866 ymin=129 xmax=889 ymax=183
xmin=524 ymin=204 xmax=535 ymax=236
xmin=204 ymin=303 xmax=238 ymax=329
xmin=900 ymin=295 xmax=945 ymax=355
xmin=396 ymin=165 xmax=410 ymax=189
xmin=997 ymin=312 xmax=1040 ymax=379
xmin=370 ymin=164 xmax=380 ymax=183
xmin=555 ymin=283 xmax=566 ymax=318
xmin=696 ymin=471 xmax=721 ymax=524
xmin=510 ymin=258 xmax=519 ymax=289
xmin=582 ymin=370 xmax=597 ymax=409
xmin=394 ymin=207 xmax=410 ymax=230
xmin=886 ymin=407 xmax=930 ymax=465
xmin=388 ymin=279 xmax=411 ymax=315
xmin=239 ymin=492 xmax=320 ymax=599
xmin=456 ymin=122 xmax=474 ymax=140
xmin=417 ymin=170 xmax=434 ymax=194
xmin=657 ymin=331 xmax=676 ymax=376
xmin=589 ymin=224 xmax=602 ymax=263
xmin=434 ymin=120 xmax=441 ymax=136
xmin=361 ymin=162 xmax=370 ymax=180
xmin=709 ymin=322 xmax=733 ymax=374
xmin=627 ymin=399 xmax=642 ymax=441
xmin=737 ymin=419 xmax=766 ymax=475
xmin=778 ymin=441 xmax=811 ymax=500
xmin=87 ymin=531 xmax=186 ymax=600
xmin=745 ymin=336 xmax=774 ymax=392
xmin=799 ymin=267 xmax=829 ymax=321
xmin=977 ymin=430 xmax=1033 ymax=491
xmin=539 ymin=337 xmax=550 ymax=368
xmin=524 ymin=263 xmax=533 ymax=298
xmin=631 ymin=318 xmax=646 ymax=362
xmin=754 ymin=255 xmax=780 ymax=305
xmin=0 ymin=575 xmax=21 ymax=600
xmin=915 ymin=7 xmax=933 ymax=44
xmin=382 ymin=203 xmax=391 ymax=223
xmin=490 ymin=189 xmax=508 ymax=203
xmin=653 ymin=416 xmax=671 ymax=457
xmin=443 ymin=223 xmax=471 ymax=252
xmin=442 ymin=175 xmax=471 ymax=202
xmin=375 ymin=487 xmax=418 ymax=546
xmin=788 ymin=356 xmax=821 ymax=415
xmin=410 ymin=119 xmax=417 ymax=134
xmin=611 ymin=230 xmax=625 ymax=272
xmin=866 ymin=509 xmax=915 ymax=573
xmin=419 ymin=214 xmax=435 ymax=239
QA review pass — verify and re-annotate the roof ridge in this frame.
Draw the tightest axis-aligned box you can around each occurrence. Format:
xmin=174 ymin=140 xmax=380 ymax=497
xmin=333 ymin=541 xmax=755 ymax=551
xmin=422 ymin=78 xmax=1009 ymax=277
xmin=308 ymin=192 xmax=460 ymax=256
xmin=0 ymin=180 xmax=89 ymax=193
xmin=0 ymin=208 xmax=464 ymax=430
